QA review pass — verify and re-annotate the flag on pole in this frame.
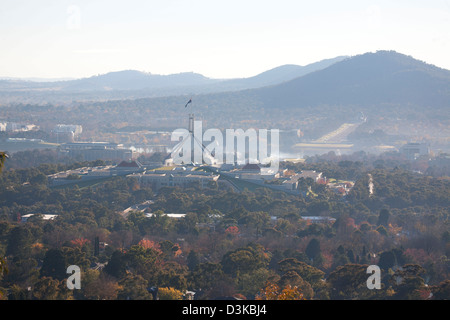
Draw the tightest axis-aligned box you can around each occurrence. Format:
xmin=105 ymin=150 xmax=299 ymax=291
xmin=185 ymin=99 xmax=192 ymax=108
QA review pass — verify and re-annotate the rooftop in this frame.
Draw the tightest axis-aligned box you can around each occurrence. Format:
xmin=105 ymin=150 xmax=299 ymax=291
xmin=242 ymin=163 xmax=261 ymax=171
xmin=116 ymin=160 xmax=142 ymax=168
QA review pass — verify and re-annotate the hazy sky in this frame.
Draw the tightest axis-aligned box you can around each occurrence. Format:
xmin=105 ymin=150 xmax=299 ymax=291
xmin=1 ymin=0 xmax=450 ymax=79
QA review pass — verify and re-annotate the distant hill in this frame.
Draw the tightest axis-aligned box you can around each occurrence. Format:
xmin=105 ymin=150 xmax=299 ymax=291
xmin=59 ymin=70 xmax=215 ymax=91
xmin=202 ymin=56 xmax=348 ymax=91
xmin=0 ymin=56 xmax=347 ymax=97
xmin=1 ymin=50 xmax=448 ymax=150
xmin=2 ymin=50 xmax=449 ymax=121
xmin=257 ymin=50 xmax=450 ymax=109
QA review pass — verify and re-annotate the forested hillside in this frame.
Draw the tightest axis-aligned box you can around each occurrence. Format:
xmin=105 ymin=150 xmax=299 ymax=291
xmin=0 ymin=150 xmax=448 ymax=300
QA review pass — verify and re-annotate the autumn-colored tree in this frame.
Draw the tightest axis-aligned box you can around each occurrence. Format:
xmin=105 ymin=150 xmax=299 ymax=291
xmin=277 ymin=258 xmax=326 ymax=299
xmin=0 ymin=256 xmax=8 ymax=299
xmin=256 ymin=282 xmax=305 ymax=300
xmin=278 ymin=270 xmax=314 ymax=299
xmin=278 ymin=285 xmax=306 ymax=300
xmin=82 ymin=270 xmax=120 ymax=300
xmin=225 ymin=226 xmax=240 ymax=237
xmin=158 ymin=287 xmax=184 ymax=300
xmin=0 ymin=256 xmax=8 ymax=278
xmin=30 ymin=242 xmax=45 ymax=259
xmin=404 ymin=248 xmax=431 ymax=266
xmin=256 ymin=282 xmax=279 ymax=300
xmin=0 ymin=151 xmax=7 ymax=173
xmin=70 ymin=238 xmax=91 ymax=247
xmin=158 ymin=240 xmax=182 ymax=258
xmin=138 ymin=238 xmax=162 ymax=254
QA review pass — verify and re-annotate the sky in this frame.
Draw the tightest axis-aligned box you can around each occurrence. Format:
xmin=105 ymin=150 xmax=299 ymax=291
xmin=1 ymin=0 xmax=450 ymax=79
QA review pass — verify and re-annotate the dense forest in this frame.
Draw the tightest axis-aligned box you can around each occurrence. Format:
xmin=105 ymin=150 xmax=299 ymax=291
xmin=0 ymin=149 xmax=449 ymax=300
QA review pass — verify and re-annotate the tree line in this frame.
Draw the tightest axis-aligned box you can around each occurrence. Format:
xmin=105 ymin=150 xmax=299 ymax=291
xmin=0 ymin=150 xmax=449 ymax=300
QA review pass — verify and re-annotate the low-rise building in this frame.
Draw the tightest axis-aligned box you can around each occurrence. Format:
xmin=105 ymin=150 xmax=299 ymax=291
xmin=21 ymin=214 xmax=58 ymax=223
xmin=53 ymin=124 xmax=83 ymax=135
xmin=59 ymin=142 xmax=133 ymax=161
xmin=50 ymin=124 xmax=83 ymax=143
xmin=301 ymin=216 xmax=336 ymax=224
xmin=296 ymin=170 xmax=323 ymax=182
xmin=400 ymin=142 xmax=430 ymax=160
xmin=136 ymin=166 xmax=219 ymax=191
xmin=0 ymin=122 xmax=38 ymax=132
xmin=111 ymin=160 xmax=145 ymax=175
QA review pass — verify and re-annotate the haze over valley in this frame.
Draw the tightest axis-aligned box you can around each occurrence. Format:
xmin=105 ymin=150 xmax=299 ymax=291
xmin=1 ymin=50 xmax=449 ymax=158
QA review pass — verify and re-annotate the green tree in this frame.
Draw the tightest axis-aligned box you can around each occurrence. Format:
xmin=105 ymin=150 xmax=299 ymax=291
xmin=125 ymin=244 xmax=161 ymax=284
xmin=2 ymin=257 xmax=39 ymax=288
xmin=277 ymin=258 xmax=326 ymax=299
xmin=157 ymin=261 xmax=188 ymax=291
xmin=187 ymin=250 xmax=200 ymax=271
xmin=306 ymin=200 xmax=331 ymax=215
xmin=117 ymin=274 xmax=152 ymax=300
xmin=40 ymin=249 xmax=67 ymax=281
xmin=377 ymin=209 xmax=391 ymax=227
xmin=237 ymin=267 xmax=271 ymax=298
xmin=326 ymin=264 xmax=372 ymax=300
xmin=221 ymin=244 xmax=270 ymax=277
xmin=389 ymin=264 xmax=428 ymax=300
xmin=32 ymin=276 xmax=69 ymax=300
xmin=188 ymin=262 xmax=226 ymax=293
xmin=378 ymin=249 xmax=406 ymax=271
xmin=7 ymin=284 xmax=29 ymax=300
xmin=63 ymin=246 xmax=91 ymax=271
xmin=241 ymin=211 xmax=270 ymax=238
xmin=30 ymin=172 xmax=48 ymax=186
xmin=104 ymin=250 xmax=127 ymax=280
xmin=277 ymin=270 xmax=314 ymax=299
xmin=305 ymin=238 xmax=321 ymax=262
xmin=432 ymin=280 xmax=450 ymax=300
xmin=6 ymin=226 xmax=33 ymax=258
xmin=278 ymin=258 xmax=325 ymax=285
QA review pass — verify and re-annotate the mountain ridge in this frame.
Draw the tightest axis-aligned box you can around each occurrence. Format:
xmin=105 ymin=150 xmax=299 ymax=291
xmin=0 ymin=56 xmax=348 ymax=94
xmin=256 ymin=50 xmax=450 ymax=109
xmin=0 ymin=50 xmax=449 ymax=111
